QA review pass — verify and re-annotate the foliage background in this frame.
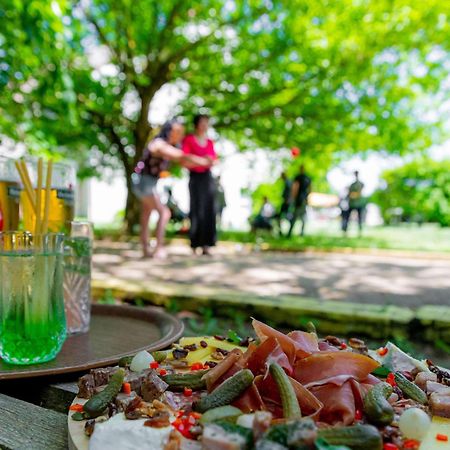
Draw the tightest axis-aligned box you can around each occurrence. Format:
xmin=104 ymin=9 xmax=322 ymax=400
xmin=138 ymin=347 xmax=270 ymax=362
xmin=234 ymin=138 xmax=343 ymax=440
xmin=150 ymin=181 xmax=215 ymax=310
xmin=0 ymin=0 xmax=449 ymax=229
xmin=373 ymin=158 xmax=450 ymax=226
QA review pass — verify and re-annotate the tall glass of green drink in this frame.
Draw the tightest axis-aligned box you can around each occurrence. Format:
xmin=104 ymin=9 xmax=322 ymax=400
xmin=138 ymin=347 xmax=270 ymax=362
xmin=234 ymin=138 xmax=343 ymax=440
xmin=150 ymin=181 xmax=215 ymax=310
xmin=0 ymin=232 xmax=66 ymax=365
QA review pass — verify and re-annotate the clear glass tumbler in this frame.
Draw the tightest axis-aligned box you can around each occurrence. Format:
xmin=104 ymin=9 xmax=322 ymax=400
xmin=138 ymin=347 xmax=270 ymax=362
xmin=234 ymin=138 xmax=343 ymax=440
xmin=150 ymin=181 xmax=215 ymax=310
xmin=21 ymin=160 xmax=76 ymax=234
xmin=0 ymin=157 xmax=21 ymax=232
xmin=63 ymin=221 xmax=93 ymax=334
xmin=0 ymin=232 xmax=67 ymax=364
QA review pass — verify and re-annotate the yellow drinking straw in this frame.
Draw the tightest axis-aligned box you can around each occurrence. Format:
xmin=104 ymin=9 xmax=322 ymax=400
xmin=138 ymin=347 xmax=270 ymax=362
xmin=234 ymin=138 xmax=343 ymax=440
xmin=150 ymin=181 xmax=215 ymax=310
xmin=14 ymin=161 xmax=36 ymax=214
xmin=15 ymin=158 xmax=53 ymax=234
xmin=34 ymin=158 xmax=43 ymax=235
xmin=42 ymin=160 xmax=53 ymax=234
xmin=20 ymin=159 xmax=36 ymax=208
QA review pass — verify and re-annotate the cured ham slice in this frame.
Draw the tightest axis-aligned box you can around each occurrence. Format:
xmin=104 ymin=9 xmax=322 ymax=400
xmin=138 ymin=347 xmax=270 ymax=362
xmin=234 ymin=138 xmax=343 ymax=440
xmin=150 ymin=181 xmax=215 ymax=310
xmin=254 ymin=374 xmax=322 ymax=419
xmin=288 ymin=330 xmax=320 ymax=355
xmin=202 ymin=349 xmax=243 ymax=391
xmin=246 ymin=337 xmax=292 ymax=376
xmin=252 ymin=319 xmax=318 ymax=361
xmin=294 ymin=351 xmax=379 ymax=387
xmin=310 ymin=380 xmax=356 ymax=426
xmin=232 ymin=383 xmax=266 ymax=413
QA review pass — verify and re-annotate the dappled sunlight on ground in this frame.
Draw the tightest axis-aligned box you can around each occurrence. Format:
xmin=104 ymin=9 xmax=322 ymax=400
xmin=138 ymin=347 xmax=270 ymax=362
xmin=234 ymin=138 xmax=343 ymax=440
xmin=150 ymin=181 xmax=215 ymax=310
xmin=93 ymin=241 xmax=450 ymax=309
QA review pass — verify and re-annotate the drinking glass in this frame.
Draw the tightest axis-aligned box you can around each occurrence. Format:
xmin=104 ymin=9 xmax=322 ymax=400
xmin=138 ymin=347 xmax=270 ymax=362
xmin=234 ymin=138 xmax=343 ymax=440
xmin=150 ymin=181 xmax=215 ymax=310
xmin=0 ymin=157 xmax=21 ymax=232
xmin=21 ymin=160 xmax=76 ymax=234
xmin=0 ymin=232 xmax=67 ymax=364
xmin=63 ymin=221 xmax=93 ymax=334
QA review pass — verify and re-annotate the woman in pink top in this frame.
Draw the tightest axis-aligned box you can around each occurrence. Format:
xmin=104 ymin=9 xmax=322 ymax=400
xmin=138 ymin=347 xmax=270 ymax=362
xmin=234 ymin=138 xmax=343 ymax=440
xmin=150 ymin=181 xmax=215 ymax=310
xmin=182 ymin=114 xmax=218 ymax=255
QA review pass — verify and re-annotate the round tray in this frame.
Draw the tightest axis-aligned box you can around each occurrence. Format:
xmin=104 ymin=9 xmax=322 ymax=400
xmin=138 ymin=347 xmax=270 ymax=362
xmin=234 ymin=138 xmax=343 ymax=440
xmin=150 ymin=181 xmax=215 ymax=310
xmin=0 ymin=304 xmax=184 ymax=380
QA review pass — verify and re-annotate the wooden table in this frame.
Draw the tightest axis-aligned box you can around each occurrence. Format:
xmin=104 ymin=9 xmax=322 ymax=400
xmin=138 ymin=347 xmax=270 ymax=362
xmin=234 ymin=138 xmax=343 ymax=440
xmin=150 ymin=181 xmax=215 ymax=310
xmin=0 ymin=374 xmax=79 ymax=449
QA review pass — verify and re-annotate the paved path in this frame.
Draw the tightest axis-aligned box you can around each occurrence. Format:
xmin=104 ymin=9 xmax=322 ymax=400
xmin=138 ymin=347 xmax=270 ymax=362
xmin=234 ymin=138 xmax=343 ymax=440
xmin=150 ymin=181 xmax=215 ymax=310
xmin=93 ymin=242 xmax=450 ymax=309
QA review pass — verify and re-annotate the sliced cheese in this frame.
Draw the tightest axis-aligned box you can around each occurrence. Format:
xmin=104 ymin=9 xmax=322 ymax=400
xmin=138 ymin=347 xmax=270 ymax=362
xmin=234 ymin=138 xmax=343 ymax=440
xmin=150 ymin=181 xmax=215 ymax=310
xmin=168 ymin=336 xmax=246 ymax=365
xmin=420 ymin=417 xmax=450 ymax=449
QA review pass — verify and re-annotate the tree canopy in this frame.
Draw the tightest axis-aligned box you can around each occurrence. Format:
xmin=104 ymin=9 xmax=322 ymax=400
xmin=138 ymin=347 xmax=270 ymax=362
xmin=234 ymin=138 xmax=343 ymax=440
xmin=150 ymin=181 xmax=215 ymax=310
xmin=373 ymin=158 xmax=450 ymax=226
xmin=0 ymin=0 xmax=449 ymax=229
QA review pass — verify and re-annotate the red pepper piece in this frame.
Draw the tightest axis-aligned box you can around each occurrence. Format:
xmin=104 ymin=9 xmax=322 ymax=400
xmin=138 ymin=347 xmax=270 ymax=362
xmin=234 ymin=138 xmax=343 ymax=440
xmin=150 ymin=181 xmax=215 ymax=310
xmin=122 ymin=382 xmax=131 ymax=395
xmin=436 ymin=434 xmax=448 ymax=442
xmin=150 ymin=361 xmax=159 ymax=369
xmin=158 ymin=368 xmax=167 ymax=376
xmin=378 ymin=347 xmax=388 ymax=356
xmin=383 ymin=444 xmax=398 ymax=450
xmin=386 ymin=372 xmax=396 ymax=387
xmin=403 ymin=439 xmax=420 ymax=449
xmin=184 ymin=387 xmax=193 ymax=397
xmin=69 ymin=403 xmax=84 ymax=412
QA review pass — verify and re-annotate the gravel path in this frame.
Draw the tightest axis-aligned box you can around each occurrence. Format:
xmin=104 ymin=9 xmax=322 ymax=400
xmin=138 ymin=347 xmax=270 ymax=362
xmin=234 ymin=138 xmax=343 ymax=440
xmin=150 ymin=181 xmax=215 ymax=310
xmin=93 ymin=241 xmax=450 ymax=309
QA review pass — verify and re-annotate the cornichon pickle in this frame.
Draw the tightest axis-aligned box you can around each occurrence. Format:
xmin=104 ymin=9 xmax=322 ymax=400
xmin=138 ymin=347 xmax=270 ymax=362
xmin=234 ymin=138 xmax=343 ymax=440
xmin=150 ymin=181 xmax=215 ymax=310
xmin=269 ymin=362 xmax=301 ymax=419
xmin=394 ymin=372 xmax=428 ymax=404
xmin=118 ymin=355 xmax=133 ymax=367
xmin=193 ymin=369 xmax=254 ymax=413
xmin=162 ymin=370 xmax=209 ymax=391
xmin=83 ymin=368 xmax=125 ymax=418
xmin=151 ymin=351 xmax=168 ymax=363
xmin=363 ymin=382 xmax=394 ymax=425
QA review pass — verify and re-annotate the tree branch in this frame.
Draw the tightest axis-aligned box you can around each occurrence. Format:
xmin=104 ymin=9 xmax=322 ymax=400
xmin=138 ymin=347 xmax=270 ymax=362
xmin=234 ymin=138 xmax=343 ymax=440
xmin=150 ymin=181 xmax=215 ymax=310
xmin=82 ymin=7 xmax=133 ymax=79
xmin=152 ymin=0 xmax=185 ymax=55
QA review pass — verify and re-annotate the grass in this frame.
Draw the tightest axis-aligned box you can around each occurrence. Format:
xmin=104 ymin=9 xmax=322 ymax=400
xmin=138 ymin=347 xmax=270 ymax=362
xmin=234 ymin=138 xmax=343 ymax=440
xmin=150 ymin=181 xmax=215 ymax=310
xmin=217 ymin=222 xmax=450 ymax=253
xmin=94 ymin=221 xmax=450 ymax=253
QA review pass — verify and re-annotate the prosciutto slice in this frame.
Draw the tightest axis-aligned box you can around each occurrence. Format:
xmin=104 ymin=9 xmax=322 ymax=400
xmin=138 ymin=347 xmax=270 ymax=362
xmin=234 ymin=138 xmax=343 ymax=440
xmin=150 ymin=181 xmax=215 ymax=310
xmin=252 ymin=319 xmax=318 ymax=362
xmin=294 ymin=351 xmax=379 ymax=387
xmin=246 ymin=337 xmax=292 ymax=376
xmin=202 ymin=349 xmax=243 ymax=391
xmin=254 ymin=374 xmax=322 ymax=419
xmin=311 ymin=380 xmax=356 ymax=426
xmin=232 ymin=383 xmax=266 ymax=413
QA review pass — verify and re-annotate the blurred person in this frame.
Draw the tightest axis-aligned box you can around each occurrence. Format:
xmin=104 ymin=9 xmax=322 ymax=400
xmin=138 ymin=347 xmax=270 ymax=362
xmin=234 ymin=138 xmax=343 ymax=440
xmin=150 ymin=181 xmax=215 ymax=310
xmin=342 ymin=170 xmax=365 ymax=235
xmin=251 ymin=196 xmax=276 ymax=232
xmin=278 ymin=171 xmax=292 ymax=235
xmin=214 ymin=175 xmax=226 ymax=229
xmin=132 ymin=119 xmax=212 ymax=259
xmin=165 ymin=187 xmax=187 ymax=224
xmin=183 ymin=114 xmax=218 ymax=256
xmin=288 ymin=165 xmax=311 ymax=237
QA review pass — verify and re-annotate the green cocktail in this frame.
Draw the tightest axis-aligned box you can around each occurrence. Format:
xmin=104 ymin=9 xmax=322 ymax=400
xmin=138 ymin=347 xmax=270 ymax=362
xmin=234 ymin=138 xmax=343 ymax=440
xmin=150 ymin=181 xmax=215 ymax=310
xmin=0 ymin=233 xmax=66 ymax=365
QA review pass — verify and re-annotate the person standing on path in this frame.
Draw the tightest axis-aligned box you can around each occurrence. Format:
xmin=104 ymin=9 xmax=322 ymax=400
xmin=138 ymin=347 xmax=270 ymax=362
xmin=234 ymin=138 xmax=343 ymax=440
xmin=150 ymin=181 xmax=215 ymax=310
xmin=278 ymin=171 xmax=292 ymax=235
xmin=182 ymin=114 xmax=218 ymax=256
xmin=132 ymin=119 xmax=212 ymax=259
xmin=214 ymin=175 xmax=226 ymax=230
xmin=342 ymin=170 xmax=365 ymax=235
xmin=288 ymin=165 xmax=311 ymax=237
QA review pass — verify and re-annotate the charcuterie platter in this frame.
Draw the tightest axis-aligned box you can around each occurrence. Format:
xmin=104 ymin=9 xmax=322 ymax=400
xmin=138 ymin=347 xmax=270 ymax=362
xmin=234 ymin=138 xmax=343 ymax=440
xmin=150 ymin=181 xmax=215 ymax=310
xmin=68 ymin=319 xmax=450 ymax=450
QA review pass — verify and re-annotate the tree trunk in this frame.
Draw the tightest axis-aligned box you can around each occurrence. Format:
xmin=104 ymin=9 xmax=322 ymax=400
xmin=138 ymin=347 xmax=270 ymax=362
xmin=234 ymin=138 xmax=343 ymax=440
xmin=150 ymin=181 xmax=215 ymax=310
xmin=123 ymin=127 xmax=150 ymax=234
xmin=124 ymin=163 xmax=140 ymax=235
xmin=123 ymin=84 xmax=162 ymax=233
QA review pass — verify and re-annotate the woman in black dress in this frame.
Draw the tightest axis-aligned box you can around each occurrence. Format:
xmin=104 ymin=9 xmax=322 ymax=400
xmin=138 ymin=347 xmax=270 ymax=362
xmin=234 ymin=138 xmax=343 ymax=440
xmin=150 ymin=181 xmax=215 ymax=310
xmin=182 ymin=115 xmax=218 ymax=255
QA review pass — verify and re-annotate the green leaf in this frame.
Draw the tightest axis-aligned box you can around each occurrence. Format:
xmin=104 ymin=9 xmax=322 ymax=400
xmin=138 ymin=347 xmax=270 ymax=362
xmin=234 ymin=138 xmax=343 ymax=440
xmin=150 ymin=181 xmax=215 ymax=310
xmin=371 ymin=366 xmax=391 ymax=377
xmin=227 ymin=329 xmax=242 ymax=344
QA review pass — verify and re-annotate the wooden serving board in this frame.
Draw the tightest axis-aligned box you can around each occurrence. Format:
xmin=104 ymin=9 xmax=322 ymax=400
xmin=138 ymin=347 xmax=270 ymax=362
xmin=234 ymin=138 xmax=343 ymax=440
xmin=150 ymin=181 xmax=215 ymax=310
xmin=68 ymin=397 xmax=89 ymax=450
xmin=0 ymin=304 xmax=183 ymax=380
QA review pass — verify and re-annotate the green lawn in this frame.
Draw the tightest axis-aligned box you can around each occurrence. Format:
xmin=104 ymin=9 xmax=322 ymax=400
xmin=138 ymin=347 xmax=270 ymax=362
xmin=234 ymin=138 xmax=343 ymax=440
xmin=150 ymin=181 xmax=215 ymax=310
xmin=94 ymin=221 xmax=450 ymax=253
xmin=218 ymin=222 xmax=450 ymax=253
